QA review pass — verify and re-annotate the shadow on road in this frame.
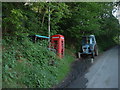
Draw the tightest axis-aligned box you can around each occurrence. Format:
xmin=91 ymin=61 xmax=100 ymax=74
xmin=56 ymin=56 xmax=92 ymax=88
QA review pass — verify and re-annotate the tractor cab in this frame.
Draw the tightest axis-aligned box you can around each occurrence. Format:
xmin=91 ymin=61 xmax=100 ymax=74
xmin=79 ymin=35 xmax=98 ymax=58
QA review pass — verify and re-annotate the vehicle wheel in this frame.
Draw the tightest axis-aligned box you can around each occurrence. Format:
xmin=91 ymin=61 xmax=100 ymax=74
xmin=91 ymin=52 xmax=95 ymax=58
xmin=77 ymin=52 xmax=81 ymax=58
xmin=95 ymin=48 xmax=98 ymax=56
xmin=80 ymin=54 xmax=83 ymax=58
xmin=80 ymin=54 xmax=85 ymax=58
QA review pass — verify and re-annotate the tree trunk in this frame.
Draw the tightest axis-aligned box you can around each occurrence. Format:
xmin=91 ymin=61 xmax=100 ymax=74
xmin=41 ymin=11 xmax=46 ymax=27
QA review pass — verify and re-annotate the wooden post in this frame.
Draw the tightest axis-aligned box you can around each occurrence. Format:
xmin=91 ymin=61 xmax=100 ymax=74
xmin=48 ymin=6 xmax=51 ymax=43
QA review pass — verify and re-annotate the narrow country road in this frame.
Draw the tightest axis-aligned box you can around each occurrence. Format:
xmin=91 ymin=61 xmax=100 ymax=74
xmin=67 ymin=46 xmax=119 ymax=88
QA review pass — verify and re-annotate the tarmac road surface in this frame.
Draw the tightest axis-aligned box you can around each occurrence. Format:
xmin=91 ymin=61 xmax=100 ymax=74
xmin=68 ymin=46 xmax=119 ymax=88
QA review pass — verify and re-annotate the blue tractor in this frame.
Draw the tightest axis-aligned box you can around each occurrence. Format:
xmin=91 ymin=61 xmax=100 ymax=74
xmin=78 ymin=35 xmax=98 ymax=58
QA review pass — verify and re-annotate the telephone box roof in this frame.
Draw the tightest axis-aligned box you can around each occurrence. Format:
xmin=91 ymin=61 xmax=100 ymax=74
xmin=51 ymin=34 xmax=64 ymax=40
xmin=51 ymin=34 xmax=64 ymax=37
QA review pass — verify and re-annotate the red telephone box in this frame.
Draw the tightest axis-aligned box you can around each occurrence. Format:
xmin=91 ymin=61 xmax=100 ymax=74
xmin=50 ymin=35 xmax=65 ymax=58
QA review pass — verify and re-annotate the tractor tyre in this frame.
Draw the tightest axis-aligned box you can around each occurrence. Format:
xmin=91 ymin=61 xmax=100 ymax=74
xmin=91 ymin=52 xmax=95 ymax=59
xmin=95 ymin=48 xmax=98 ymax=56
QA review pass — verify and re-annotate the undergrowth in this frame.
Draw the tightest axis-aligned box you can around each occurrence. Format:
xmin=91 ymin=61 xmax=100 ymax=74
xmin=2 ymin=36 xmax=75 ymax=88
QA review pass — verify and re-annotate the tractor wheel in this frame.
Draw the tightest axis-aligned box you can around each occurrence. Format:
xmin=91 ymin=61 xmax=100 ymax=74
xmin=80 ymin=54 xmax=84 ymax=58
xmin=95 ymin=48 xmax=98 ymax=56
xmin=77 ymin=52 xmax=81 ymax=59
xmin=91 ymin=52 xmax=95 ymax=59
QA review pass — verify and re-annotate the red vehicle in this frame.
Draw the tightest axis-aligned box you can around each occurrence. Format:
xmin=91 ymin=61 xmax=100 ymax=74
xmin=50 ymin=35 xmax=65 ymax=58
xmin=29 ymin=34 xmax=65 ymax=58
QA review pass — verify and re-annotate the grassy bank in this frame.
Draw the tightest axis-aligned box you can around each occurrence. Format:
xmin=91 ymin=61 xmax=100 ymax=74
xmin=2 ymin=36 xmax=75 ymax=88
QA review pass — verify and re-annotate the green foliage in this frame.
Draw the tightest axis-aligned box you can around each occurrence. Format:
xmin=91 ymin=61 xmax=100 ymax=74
xmin=2 ymin=36 xmax=75 ymax=88
xmin=3 ymin=9 xmax=27 ymax=35
xmin=3 ymin=2 xmax=119 ymax=41
xmin=58 ymin=2 xmax=119 ymax=51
